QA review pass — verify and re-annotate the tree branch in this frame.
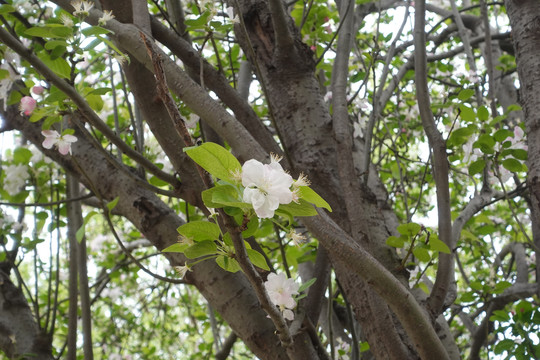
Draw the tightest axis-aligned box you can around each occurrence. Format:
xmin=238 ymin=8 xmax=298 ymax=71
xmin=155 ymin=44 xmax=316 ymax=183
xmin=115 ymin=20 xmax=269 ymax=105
xmin=414 ymin=0 xmax=454 ymax=317
xmin=0 ymin=26 xmax=179 ymax=188
xmin=302 ymin=210 xmax=450 ymax=360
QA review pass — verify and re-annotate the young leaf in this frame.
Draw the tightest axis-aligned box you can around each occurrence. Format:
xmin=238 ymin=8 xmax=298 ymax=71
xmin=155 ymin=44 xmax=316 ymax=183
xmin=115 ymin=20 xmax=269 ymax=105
xmin=298 ymin=186 xmax=331 ymax=211
xmin=298 ymin=277 xmax=317 ymax=293
xmin=185 ymin=142 xmax=241 ymax=182
xmin=396 ymin=223 xmax=421 ymax=237
xmin=386 ymin=235 xmax=405 ymax=248
xmin=161 ymin=243 xmax=190 ymax=253
xmin=246 ymin=249 xmax=270 ymax=271
xmin=277 ymin=199 xmax=318 ymax=217
xmin=468 ymin=159 xmax=485 ymax=176
xmin=428 ymin=237 xmax=451 ymax=254
xmin=106 ymin=196 xmax=120 ymax=211
xmin=216 ymin=255 xmax=241 ymax=273
xmin=458 ymin=88 xmax=475 ymax=101
xmin=413 ymin=247 xmax=431 ymax=262
xmin=184 ymin=240 xmax=217 ymax=259
xmin=502 ymin=158 xmax=523 ymax=172
xmin=177 ymin=221 xmax=220 ymax=242
xmin=75 ymin=211 xmax=97 ymax=243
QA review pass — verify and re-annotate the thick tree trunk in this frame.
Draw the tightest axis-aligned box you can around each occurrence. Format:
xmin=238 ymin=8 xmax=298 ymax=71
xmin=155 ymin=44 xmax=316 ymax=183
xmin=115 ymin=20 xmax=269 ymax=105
xmin=505 ymin=0 xmax=540 ymax=294
xmin=0 ymin=269 xmax=53 ymax=360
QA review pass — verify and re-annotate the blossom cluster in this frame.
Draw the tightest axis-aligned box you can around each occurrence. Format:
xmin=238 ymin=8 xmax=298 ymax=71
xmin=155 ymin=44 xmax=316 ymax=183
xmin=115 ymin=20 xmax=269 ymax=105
xmin=3 ymin=163 xmax=30 ymax=196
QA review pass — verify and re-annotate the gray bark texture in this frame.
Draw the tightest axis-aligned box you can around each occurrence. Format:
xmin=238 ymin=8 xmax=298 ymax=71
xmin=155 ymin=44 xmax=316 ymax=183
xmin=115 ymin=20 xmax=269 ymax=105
xmin=0 ymin=0 xmax=536 ymax=358
xmin=505 ymin=0 xmax=540 ymax=297
xmin=0 ymin=269 xmax=53 ymax=360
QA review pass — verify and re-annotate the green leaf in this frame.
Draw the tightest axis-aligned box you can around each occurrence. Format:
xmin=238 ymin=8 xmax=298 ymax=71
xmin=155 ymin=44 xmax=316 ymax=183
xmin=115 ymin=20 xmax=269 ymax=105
xmin=494 ymin=129 xmax=513 ymax=143
xmin=41 ymin=54 xmax=71 ymax=79
xmin=459 ymin=104 xmax=476 ymax=122
xmin=470 ymin=281 xmax=483 ymax=291
xmin=81 ymin=26 xmax=112 ymax=36
xmin=494 ymin=339 xmax=516 ymax=355
xmin=413 ymin=247 xmax=431 ymax=262
xmin=241 ymin=217 xmax=259 ymax=238
xmin=277 ymin=199 xmax=318 ymax=217
xmin=359 ymin=342 xmax=370 ymax=353
xmin=416 ymin=282 xmax=430 ymax=295
xmin=185 ymin=142 xmax=241 ymax=182
xmin=493 ymin=280 xmax=512 ymax=294
xmin=44 ymin=40 xmax=68 ymax=51
xmin=177 ymin=221 xmax=220 ymax=242
xmin=184 ymin=11 xmax=211 ymax=28
xmin=85 ymin=93 xmax=103 ymax=111
xmin=386 ymin=235 xmax=405 ymax=248
xmin=298 ymin=277 xmax=317 ymax=293
xmin=297 ymin=186 xmax=331 ymax=211
xmin=475 ymin=134 xmax=495 ymax=154
xmin=246 ymin=249 xmax=270 ymax=270
xmin=502 ymin=158 xmax=523 ymax=172
xmin=0 ymin=4 xmax=15 ymax=13
xmin=25 ymin=25 xmax=73 ymax=38
xmin=211 ymin=185 xmax=245 ymax=207
xmin=89 ymin=87 xmax=112 ymax=95
xmin=13 ymin=147 xmax=33 ymax=164
xmin=161 ymin=243 xmax=190 ymax=253
xmin=184 ymin=240 xmax=217 ymax=259
xmin=490 ymin=309 xmax=510 ymax=322
xmin=29 ymin=106 xmax=57 ymax=123
xmin=202 ymin=187 xmax=223 ymax=208
xmin=95 ymin=35 xmax=124 ymax=57
xmin=477 ymin=106 xmax=489 ymax=121
xmin=76 ymin=211 xmax=97 ymax=243
xmin=106 ymin=197 xmax=120 ymax=211
xmin=396 ymin=222 xmax=421 ymax=237
xmin=0 ymin=69 xmax=9 ymax=80
xmin=149 ymin=175 xmax=169 ymax=187
xmin=216 ymin=255 xmax=241 ymax=272
xmin=468 ymin=159 xmax=485 ymax=176
xmin=428 ymin=237 xmax=451 ymax=254
xmin=508 ymin=149 xmax=528 ymax=161
xmin=458 ymin=89 xmax=475 ymax=101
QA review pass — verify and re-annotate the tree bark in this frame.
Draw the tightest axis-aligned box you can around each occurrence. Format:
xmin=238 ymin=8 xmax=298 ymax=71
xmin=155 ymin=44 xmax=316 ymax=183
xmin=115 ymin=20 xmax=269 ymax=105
xmin=0 ymin=269 xmax=53 ymax=360
xmin=505 ymin=0 xmax=540 ymax=295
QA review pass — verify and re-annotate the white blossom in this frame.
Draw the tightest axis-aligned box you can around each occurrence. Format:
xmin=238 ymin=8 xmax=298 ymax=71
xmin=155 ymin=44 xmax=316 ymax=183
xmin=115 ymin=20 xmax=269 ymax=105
xmin=289 ymin=229 xmax=307 ymax=247
xmin=174 ymin=265 xmax=191 ymax=277
xmin=3 ymin=164 xmax=30 ymax=196
xmin=242 ymin=157 xmax=293 ymax=218
xmin=264 ymin=273 xmax=299 ymax=320
xmin=61 ymin=13 xmax=74 ymax=27
xmin=71 ymin=1 xmax=94 ymax=17
xmin=98 ymin=10 xmax=115 ymax=26
xmin=42 ymin=130 xmax=78 ymax=155
xmin=226 ymin=7 xmax=239 ymax=24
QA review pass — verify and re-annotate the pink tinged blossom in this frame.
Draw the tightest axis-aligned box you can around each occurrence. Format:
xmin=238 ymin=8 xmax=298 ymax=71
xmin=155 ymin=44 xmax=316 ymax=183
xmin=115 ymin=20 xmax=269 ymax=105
xmin=41 ymin=130 xmax=78 ymax=155
xmin=19 ymin=96 xmax=36 ymax=115
xmin=31 ymin=86 xmax=44 ymax=95
xmin=242 ymin=158 xmax=293 ymax=218
xmin=264 ymin=273 xmax=299 ymax=320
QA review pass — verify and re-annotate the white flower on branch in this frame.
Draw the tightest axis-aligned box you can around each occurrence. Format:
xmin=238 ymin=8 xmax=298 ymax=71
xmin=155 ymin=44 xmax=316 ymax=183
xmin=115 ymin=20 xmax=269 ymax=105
xmin=42 ymin=130 xmax=78 ymax=155
xmin=264 ymin=273 xmax=299 ymax=321
xmin=71 ymin=1 xmax=94 ymax=17
xmin=98 ymin=10 xmax=115 ymax=26
xmin=242 ymin=157 xmax=293 ymax=218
